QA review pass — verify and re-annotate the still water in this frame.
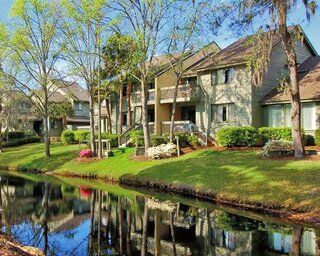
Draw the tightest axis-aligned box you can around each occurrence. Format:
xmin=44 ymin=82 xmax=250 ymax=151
xmin=0 ymin=171 xmax=319 ymax=256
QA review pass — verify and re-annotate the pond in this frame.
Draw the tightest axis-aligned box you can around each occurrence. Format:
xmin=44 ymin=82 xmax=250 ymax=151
xmin=0 ymin=171 xmax=319 ymax=256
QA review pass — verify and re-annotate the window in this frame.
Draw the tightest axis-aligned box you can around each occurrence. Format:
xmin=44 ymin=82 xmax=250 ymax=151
xmin=302 ymin=103 xmax=316 ymax=130
xmin=122 ymin=112 xmax=127 ymax=126
xmin=122 ymin=85 xmax=127 ymax=97
xmin=211 ymin=71 xmax=217 ymax=85
xmin=211 ymin=103 xmax=235 ymax=123
xmin=224 ymin=68 xmax=235 ymax=83
xmin=267 ymin=105 xmax=282 ymax=127
xmin=76 ymin=102 xmax=83 ymax=111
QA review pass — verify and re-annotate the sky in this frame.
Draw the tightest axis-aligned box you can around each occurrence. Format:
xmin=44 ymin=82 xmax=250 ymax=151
xmin=0 ymin=0 xmax=319 ymax=53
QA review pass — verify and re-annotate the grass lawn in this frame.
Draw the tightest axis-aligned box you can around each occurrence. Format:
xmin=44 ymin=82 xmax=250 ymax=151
xmin=1 ymin=142 xmax=320 ymax=215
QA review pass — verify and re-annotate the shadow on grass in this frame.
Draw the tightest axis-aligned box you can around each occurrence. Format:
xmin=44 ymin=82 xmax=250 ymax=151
xmin=120 ymin=150 xmax=320 ymax=212
xmin=19 ymin=150 xmax=79 ymax=172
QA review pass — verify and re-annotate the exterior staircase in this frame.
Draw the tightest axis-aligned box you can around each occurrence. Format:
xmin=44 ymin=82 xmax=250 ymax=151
xmin=118 ymin=122 xmax=142 ymax=147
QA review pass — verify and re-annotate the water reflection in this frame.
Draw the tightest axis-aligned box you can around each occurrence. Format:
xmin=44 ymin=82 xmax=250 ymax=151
xmin=0 ymin=173 xmax=319 ymax=256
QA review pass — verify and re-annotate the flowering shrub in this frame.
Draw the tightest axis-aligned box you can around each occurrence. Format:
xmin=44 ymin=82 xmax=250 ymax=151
xmin=263 ymin=140 xmax=293 ymax=157
xmin=80 ymin=149 xmax=93 ymax=158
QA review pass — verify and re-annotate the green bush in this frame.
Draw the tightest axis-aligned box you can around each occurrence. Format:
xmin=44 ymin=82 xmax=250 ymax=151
xmin=101 ymin=133 xmax=119 ymax=148
xmin=263 ymin=140 xmax=293 ymax=157
xmin=151 ymin=133 xmax=168 ymax=146
xmin=258 ymin=127 xmax=292 ymax=144
xmin=74 ymin=130 xmax=90 ymax=142
xmin=130 ymin=130 xmax=144 ymax=146
xmin=315 ymin=130 xmax=320 ymax=146
xmin=305 ymin=134 xmax=315 ymax=146
xmin=7 ymin=131 xmax=25 ymax=140
xmin=61 ymin=130 xmax=75 ymax=145
xmin=217 ymin=126 xmax=259 ymax=147
xmin=173 ymin=132 xmax=189 ymax=147
xmin=187 ymin=134 xmax=199 ymax=147
xmin=3 ymin=136 xmax=41 ymax=147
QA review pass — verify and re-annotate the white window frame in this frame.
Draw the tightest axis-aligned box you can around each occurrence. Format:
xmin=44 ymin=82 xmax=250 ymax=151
xmin=78 ymin=102 xmax=83 ymax=111
xmin=211 ymin=103 xmax=235 ymax=123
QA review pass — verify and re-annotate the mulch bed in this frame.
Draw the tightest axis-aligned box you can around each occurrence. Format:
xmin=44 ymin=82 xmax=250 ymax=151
xmin=0 ymin=234 xmax=44 ymax=256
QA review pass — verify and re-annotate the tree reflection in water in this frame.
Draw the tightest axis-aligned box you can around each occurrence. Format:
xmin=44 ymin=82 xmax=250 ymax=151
xmin=0 ymin=172 xmax=319 ymax=256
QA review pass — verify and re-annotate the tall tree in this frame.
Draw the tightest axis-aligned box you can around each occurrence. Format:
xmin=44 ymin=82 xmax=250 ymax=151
xmin=0 ymin=0 xmax=64 ymax=157
xmin=59 ymin=0 xmax=111 ymax=155
xmin=111 ymin=0 xmax=173 ymax=154
xmin=104 ymin=33 xmax=138 ymax=134
xmin=232 ymin=0 xmax=317 ymax=158
xmin=166 ymin=1 xmax=208 ymax=142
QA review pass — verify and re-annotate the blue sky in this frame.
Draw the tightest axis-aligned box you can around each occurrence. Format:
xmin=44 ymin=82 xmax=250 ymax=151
xmin=0 ymin=0 xmax=319 ymax=53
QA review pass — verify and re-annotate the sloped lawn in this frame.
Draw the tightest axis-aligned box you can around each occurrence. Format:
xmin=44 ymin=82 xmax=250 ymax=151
xmin=1 ymin=143 xmax=320 ymax=215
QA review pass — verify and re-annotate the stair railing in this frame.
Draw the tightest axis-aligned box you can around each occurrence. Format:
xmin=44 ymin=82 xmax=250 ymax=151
xmin=118 ymin=122 xmax=142 ymax=147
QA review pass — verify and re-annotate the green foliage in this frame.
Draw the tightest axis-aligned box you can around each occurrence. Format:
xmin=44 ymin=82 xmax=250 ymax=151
xmin=263 ymin=140 xmax=293 ymax=157
xmin=258 ymin=127 xmax=293 ymax=144
xmin=130 ymin=130 xmax=144 ymax=146
xmin=215 ymin=212 xmax=259 ymax=231
xmin=49 ymin=101 xmax=74 ymax=119
xmin=173 ymin=132 xmax=189 ymax=147
xmin=61 ymin=130 xmax=75 ymax=145
xmin=74 ymin=130 xmax=90 ymax=142
xmin=217 ymin=127 xmax=259 ymax=147
xmin=315 ymin=130 xmax=320 ymax=146
xmin=151 ymin=134 xmax=169 ymax=146
xmin=3 ymin=136 xmax=40 ymax=147
xmin=100 ymin=133 xmax=119 ymax=148
xmin=187 ymin=134 xmax=199 ymax=147
xmin=305 ymin=134 xmax=315 ymax=146
xmin=7 ymin=131 xmax=25 ymax=140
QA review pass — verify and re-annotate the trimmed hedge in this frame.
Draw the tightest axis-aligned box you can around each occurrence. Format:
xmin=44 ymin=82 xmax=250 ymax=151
xmin=217 ymin=127 xmax=259 ymax=147
xmin=151 ymin=134 xmax=169 ymax=147
xmin=61 ymin=130 xmax=75 ymax=145
xmin=74 ymin=130 xmax=90 ymax=142
xmin=258 ymin=127 xmax=292 ymax=144
xmin=7 ymin=131 xmax=25 ymax=140
xmin=3 ymin=136 xmax=41 ymax=147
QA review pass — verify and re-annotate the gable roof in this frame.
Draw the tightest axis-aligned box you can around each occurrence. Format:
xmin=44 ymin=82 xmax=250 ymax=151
xmin=59 ymin=82 xmax=89 ymax=102
xmin=261 ymin=56 xmax=320 ymax=104
xmin=156 ymin=41 xmax=221 ymax=77
xmin=193 ymin=26 xmax=317 ymax=72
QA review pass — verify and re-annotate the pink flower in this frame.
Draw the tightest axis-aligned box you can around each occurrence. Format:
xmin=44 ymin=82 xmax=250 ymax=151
xmin=80 ymin=149 xmax=93 ymax=158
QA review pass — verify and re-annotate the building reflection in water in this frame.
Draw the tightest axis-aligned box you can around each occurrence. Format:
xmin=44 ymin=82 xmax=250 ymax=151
xmin=0 ymin=173 xmax=319 ymax=256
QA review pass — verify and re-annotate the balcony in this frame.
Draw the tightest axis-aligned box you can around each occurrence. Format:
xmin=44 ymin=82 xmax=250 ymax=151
xmin=159 ymin=84 xmax=200 ymax=104
xmin=131 ymin=89 xmax=155 ymax=106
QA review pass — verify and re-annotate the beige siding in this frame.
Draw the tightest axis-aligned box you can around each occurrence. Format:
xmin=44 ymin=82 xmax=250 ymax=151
xmin=251 ymin=41 xmax=313 ymax=127
xmin=196 ymin=65 xmax=252 ymax=136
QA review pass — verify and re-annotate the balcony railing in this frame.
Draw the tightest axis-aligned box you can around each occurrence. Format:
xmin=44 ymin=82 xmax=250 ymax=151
xmin=159 ymin=84 xmax=200 ymax=104
xmin=131 ymin=89 xmax=155 ymax=106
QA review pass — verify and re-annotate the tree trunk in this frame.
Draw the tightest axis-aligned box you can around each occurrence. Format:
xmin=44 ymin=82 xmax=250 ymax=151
xmin=118 ymin=197 xmax=123 ymax=255
xmin=43 ymin=115 xmax=51 ymax=157
xmin=290 ymin=226 xmax=302 ymax=256
xmin=42 ymin=182 xmax=50 ymax=255
xmin=169 ymin=79 xmax=180 ymax=143
xmin=89 ymin=93 xmax=96 ymax=155
xmin=154 ymin=210 xmax=161 ymax=256
xmin=169 ymin=212 xmax=177 ymax=256
xmin=119 ymin=81 xmax=124 ymax=134
xmin=89 ymin=190 xmax=96 ymax=255
xmin=106 ymin=98 xmax=112 ymax=133
xmin=126 ymin=82 xmax=132 ymax=127
xmin=141 ymin=198 xmax=149 ymax=256
xmin=98 ymin=190 xmax=102 ymax=256
xmin=277 ymin=3 xmax=304 ymax=158
xmin=140 ymin=77 xmax=150 ymax=154
xmin=98 ymin=92 xmax=102 ymax=159
xmin=126 ymin=210 xmax=132 ymax=256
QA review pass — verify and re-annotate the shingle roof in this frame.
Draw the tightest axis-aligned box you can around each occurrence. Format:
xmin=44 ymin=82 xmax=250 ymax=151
xmin=59 ymin=82 xmax=89 ymax=102
xmin=193 ymin=26 xmax=303 ymax=71
xmin=261 ymin=56 xmax=320 ymax=103
xmin=48 ymin=91 xmax=67 ymax=103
